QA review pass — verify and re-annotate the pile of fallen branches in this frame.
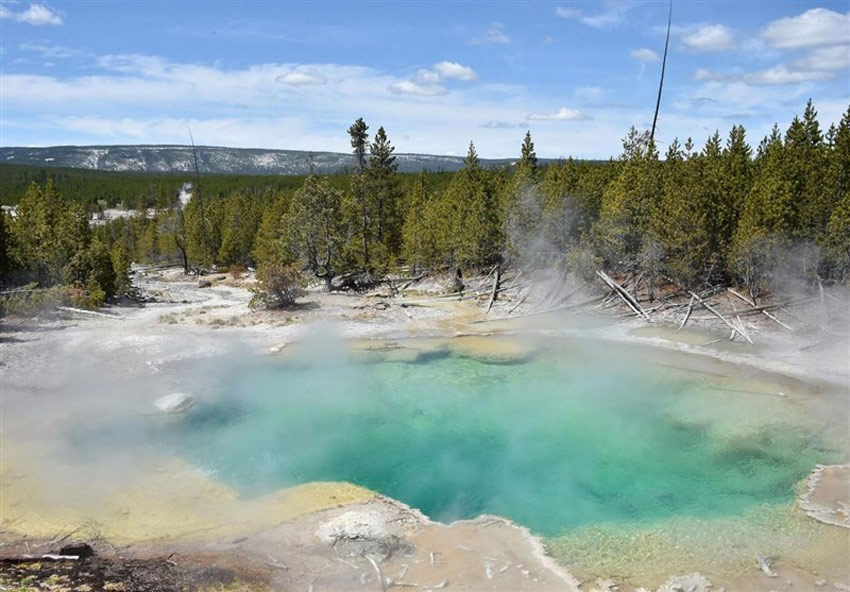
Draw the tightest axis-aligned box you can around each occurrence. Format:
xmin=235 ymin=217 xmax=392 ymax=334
xmin=455 ymin=265 xmax=848 ymax=345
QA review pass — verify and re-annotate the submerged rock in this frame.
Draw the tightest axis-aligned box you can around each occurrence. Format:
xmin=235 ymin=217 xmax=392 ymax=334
xmin=799 ymin=464 xmax=850 ymax=528
xmin=450 ymin=336 xmax=537 ymax=365
xmin=315 ymin=508 xmax=413 ymax=560
xmin=154 ymin=392 xmax=196 ymax=414
xmin=58 ymin=542 xmax=94 ymax=559
xmin=656 ymin=573 xmax=713 ymax=592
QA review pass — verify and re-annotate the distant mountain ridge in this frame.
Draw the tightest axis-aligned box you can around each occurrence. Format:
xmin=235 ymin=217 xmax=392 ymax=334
xmin=0 ymin=145 xmax=528 ymax=175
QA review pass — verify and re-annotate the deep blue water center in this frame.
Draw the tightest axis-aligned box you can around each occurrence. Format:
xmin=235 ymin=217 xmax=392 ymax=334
xmin=161 ymin=344 xmax=836 ymax=537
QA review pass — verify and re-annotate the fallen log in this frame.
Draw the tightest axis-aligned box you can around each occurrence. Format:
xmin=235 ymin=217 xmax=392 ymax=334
xmin=0 ymin=554 xmax=80 ymax=564
xmin=596 ymin=270 xmax=651 ymax=321
xmin=540 ymin=269 xmax=569 ymax=310
xmin=56 ymin=306 xmax=122 ymax=320
xmin=398 ymin=271 xmax=429 ymax=291
xmin=676 ymin=295 xmax=696 ymax=333
xmin=734 ymin=297 xmax=817 ymax=317
xmin=727 ymin=289 xmax=793 ymax=332
xmin=508 ymin=286 xmax=531 ymax=314
xmin=485 ymin=265 xmax=502 ymax=314
xmin=687 ymin=290 xmax=752 ymax=344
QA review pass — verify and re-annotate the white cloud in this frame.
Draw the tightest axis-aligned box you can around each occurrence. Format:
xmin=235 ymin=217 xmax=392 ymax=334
xmin=746 ymin=65 xmax=836 ymax=85
xmin=791 ymin=45 xmax=850 ymax=72
xmin=480 ymin=120 xmax=524 ymax=129
xmin=0 ymin=3 xmax=63 ymax=25
xmin=275 ymin=72 xmax=327 ymax=86
xmin=392 ymin=61 xmax=475 ymax=95
xmin=555 ymin=6 xmax=580 ymax=19
xmin=630 ymin=48 xmax=660 ymax=62
xmin=575 ymin=85 xmax=605 ymax=99
xmin=387 ymin=80 xmax=447 ymax=96
xmin=761 ymin=8 xmax=850 ymax=49
xmin=432 ymin=61 xmax=476 ymax=81
xmin=527 ymin=107 xmax=589 ymax=121
xmin=692 ymin=68 xmax=713 ymax=81
xmin=2 ymin=58 xmax=393 ymax=107
xmin=415 ymin=68 xmax=441 ymax=84
xmin=3 ymin=48 xmax=842 ymax=160
xmin=681 ymin=24 xmax=735 ymax=52
xmin=19 ymin=42 xmax=80 ymax=58
xmin=556 ymin=2 xmax=633 ymax=29
xmin=693 ymin=65 xmax=835 ymax=85
xmin=470 ymin=22 xmax=510 ymax=45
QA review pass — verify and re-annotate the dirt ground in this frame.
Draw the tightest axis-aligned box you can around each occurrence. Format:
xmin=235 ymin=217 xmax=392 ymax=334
xmin=1 ymin=265 xmax=848 ymax=592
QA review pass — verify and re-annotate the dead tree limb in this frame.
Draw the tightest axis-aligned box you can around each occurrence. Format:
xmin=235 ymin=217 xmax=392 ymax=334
xmin=688 ymin=290 xmax=753 ymax=344
xmin=727 ymin=288 xmax=793 ymax=332
xmin=735 ymin=297 xmax=817 ymax=317
xmin=508 ymin=286 xmax=531 ymax=314
xmin=596 ymin=270 xmax=652 ymax=321
xmin=486 ymin=265 xmax=502 ymax=314
xmin=56 ymin=306 xmax=122 ymax=320
xmin=398 ymin=271 xmax=429 ymax=291
xmin=676 ymin=294 xmax=695 ymax=333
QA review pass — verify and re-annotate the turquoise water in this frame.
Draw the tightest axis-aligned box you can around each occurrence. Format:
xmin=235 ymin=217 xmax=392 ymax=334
xmin=154 ymin=342 xmax=839 ymax=538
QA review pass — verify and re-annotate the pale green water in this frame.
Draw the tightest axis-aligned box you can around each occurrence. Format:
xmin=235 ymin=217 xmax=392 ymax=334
xmin=144 ymin=340 xmax=844 ymax=539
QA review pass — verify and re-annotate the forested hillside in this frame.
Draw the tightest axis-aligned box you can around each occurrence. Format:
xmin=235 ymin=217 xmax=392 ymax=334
xmin=1 ymin=100 xmax=848 ymax=311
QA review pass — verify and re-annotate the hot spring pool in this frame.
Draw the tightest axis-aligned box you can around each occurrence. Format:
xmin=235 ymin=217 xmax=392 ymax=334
xmin=142 ymin=338 xmax=844 ymax=539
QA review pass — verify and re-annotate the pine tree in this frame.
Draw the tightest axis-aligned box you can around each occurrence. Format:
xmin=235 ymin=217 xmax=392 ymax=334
xmin=824 ymin=106 xmax=850 ymax=278
xmin=218 ymin=192 xmax=260 ymax=267
xmin=464 ymin=141 xmax=480 ymax=170
xmin=785 ymin=99 xmax=828 ymax=242
xmin=348 ymin=118 xmax=371 ymax=268
xmin=505 ymin=132 xmax=543 ymax=261
xmin=0 ymin=212 xmax=11 ymax=287
xmin=439 ymin=143 xmax=503 ymax=268
xmin=652 ymin=137 xmax=704 ymax=286
xmin=401 ymin=172 xmax=434 ymax=271
xmin=367 ymin=126 xmax=403 ymax=264
xmin=111 ymin=241 xmax=132 ymax=297
xmin=287 ymin=175 xmax=348 ymax=291
xmin=719 ymin=125 xmax=752 ymax=274
xmin=11 ymin=180 xmax=90 ymax=286
xmin=596 ymin=128 xmax=661 ymax=270
xmin=519 ymin=131 xmax=538 ymax=174
xmin=252 ymin=191 xmax=292 ymax=268
xmin=733 ymin=126 xmax=790 ymax=300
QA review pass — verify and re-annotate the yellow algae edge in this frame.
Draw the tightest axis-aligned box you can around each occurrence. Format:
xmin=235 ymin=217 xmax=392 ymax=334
xmin=0 ymin=445 xmax=374 ymax=544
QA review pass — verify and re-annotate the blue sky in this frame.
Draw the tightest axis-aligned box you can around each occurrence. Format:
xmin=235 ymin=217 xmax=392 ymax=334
xmin=1 ymin=1 xmax=848 ymax=158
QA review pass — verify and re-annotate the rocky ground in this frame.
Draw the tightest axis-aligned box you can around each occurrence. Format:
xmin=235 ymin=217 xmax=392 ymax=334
xmin=1 ymin=265 xmax=848 ymax=592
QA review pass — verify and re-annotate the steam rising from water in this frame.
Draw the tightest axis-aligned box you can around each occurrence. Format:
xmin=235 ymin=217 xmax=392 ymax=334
xmin=3 ymin=325 xmax=847 ymax=542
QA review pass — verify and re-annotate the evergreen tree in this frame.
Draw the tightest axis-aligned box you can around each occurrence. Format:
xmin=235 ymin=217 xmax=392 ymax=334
xmin=464 ymin=141 xmax=480 ymax=170
xmin=0 ymin=212 xmax=11 ymax=287
xmin=348 ymin=118 xmax=371 ymax=267
xmin=367 ymin=126 xmax=403 ymax=264
xmin=519 ymin=131 xmax=538 ymax=174
xmin=401 ymin=172 xmax=434 ymax=271
xmin=733 ymin=126 xmax=790 ymax=300
xmin=652 ymin=138 xmax=704 ymax=286
xmin=252 ymin=191 xmax=291 ymax=268
xmin=595 ymin=128 xmax=661 ymax=270
xmin=785 ymin=99 xmax=828 ymax=242
xmin=506 ymin=132 xmax=543 ymax=261
xmin=824 ymin=106 xmax=850 ymax=278
xmin=720 ymin=125 xmax=752 ymax=270
xmin=218 ymin=192 xmax=260 ymax=267
xmin=111 ymin=241 xmax=132 ymax=297
xmin=439 ymin=142 xmax=503 ymax=268
xmin=287 ymin=175 xmax=348 ymax=291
